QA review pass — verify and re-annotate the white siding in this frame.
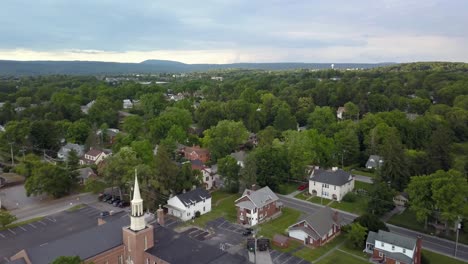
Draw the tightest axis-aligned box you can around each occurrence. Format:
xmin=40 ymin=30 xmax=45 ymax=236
xmin=167 ymin=196 xmax=212 ymax=221
xmin=308 ymin=178 xmax=355 ymax=201
xmin=289 ymin=229 xmax=308 ymax=242
xmin=375 ymin=239 xmax=414 ymax=259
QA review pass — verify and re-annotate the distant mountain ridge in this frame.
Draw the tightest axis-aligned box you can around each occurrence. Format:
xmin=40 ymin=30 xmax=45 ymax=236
xmin=0 ymin=59 xmax=394 ymax=76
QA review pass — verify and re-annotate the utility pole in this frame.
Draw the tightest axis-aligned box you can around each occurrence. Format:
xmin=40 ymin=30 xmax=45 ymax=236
xmin=455 ymin=217 xmax=461 ymax=257
xmin=320 ymin=184 xmax=324 ymax=205
xmin=9 ymin=142 xmax=14 ymax=166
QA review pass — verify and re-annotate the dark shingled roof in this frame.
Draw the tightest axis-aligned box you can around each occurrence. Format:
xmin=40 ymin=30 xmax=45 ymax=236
xmin=176 ymin=188 xmax=211 ymax=207
xmin=147 ymin=225 xmax=245 ymax=264
xmin=309 ymin=168 xmax=353 ymax=186
xmin=294 ymin=206 xmax=342 ymax=237
xmin=25 ymin=214 xmax=129 ymax=264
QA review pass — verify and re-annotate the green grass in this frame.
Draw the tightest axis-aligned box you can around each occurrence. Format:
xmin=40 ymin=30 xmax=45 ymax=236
xmin=277 ymin=182 xmax=299 ymax=195
xmin=257 ymin=207 xmax=301 ymax=238
xmin=339 ymin=243 xmax=371 ymax=259
xmin=349 ymin=169 xmax=376 ymax=178
xmin=389 ymin=210 xmax=468 ymax=244
xmin=423 ymin=249 xmax=466 ymax=264
xmin=67 ymin=204 xmax=86 ymax=212
xmin=309 ymin=196 xmax=333 ymax=205
xmin=354 ymin=181 xmax=372 ymax=192
xmin=191 ymin=191 xmax=240 ymax=227
xmin=315 ymin=250 xmax=369 ymax=264
xmin=293 ymin=235 xmax=346 ymax=262
xmin=1 ymin=217 xmax=44 ymax=231
xmin=294 ymin=192 xmax=311 ymax=201
xmin=330 ymin=197 xmax=369 ymax=215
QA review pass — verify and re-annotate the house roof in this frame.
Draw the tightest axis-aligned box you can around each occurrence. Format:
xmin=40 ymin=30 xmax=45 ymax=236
xmin=309 ymin=168 xmax=353 ymax=186
xmin=76 ymin=167 xmax=96 ymax=180
xmin=175 ymin=188 xmax=211 ymax=207
xmin=337 ymin=106 xmax=346 ymax=113
xmin=366 ymin=155 xmax=383 ymax=168
xmin=185 ymin=146 xmax=210 ymax=155
xmin=85 ymin=149 xmax=104 ymax=157
xmin=58 ymin=143 xmax=84 ymax=158
xmin=236 ymin=186 xmax=279 ymax=208
xmin=24 ymin=214 xmax=129 ymax=264
xmin=9 ymin=259 xmax=26 ymax=264
xmin=367 ymin=230 xmax=417 ymax=250
xmin=383 ymin=251 xmax=413 ymax=264
xmin=147 ymin=224 xmax=245 ymax=264
xmin=236 ymin=200 xmax=256 ymax=210
xmin=298 ymin=207 xmax=342 ymax=237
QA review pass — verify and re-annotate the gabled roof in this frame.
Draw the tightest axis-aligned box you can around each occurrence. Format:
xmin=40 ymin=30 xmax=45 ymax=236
xmin=236 ymin=186 xmax=279 ymax=208
xmin=76 ymin=167 xmax=96 ymax=180
xmin=185 ymin=146 xmax=210 ymax=155
xmin=24 ymin=214 xmax=129 ymax=264
xmin=309 ymin=168 xmax=353 ymax=186
xmin=366 ymin=155 xmax=383 ymax=168
xmin=175 ymin=188 xmax=211 ymax=207
xmin=292 ymin=207 xmax=342 ymax=237
xmin=230 ymin=151 xmax=247 ymax=163
xmin=85 ymin=149 xmax=105 ymax=157
xmin=367 ymin=230 xmax=417 ymax=250
xmin=58 ymin=143 xmax=84 ymax=157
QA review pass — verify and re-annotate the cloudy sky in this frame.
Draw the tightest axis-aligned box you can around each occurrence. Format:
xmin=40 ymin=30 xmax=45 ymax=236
xmin=0 ymin=0 xmax=467 ymax=63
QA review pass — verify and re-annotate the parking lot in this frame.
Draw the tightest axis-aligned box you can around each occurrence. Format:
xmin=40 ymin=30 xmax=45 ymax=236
xmin=207 ymin=217 xmax=247 ymax=236
xmin=0 ymin=205 xmax=112 ymax=263
xmin=164 ymin=216 xmax=181 ymax=229
xmin=271 ymin=249 xmax=312 ymax=264
xmin=181 ymin=227 xmax=210 ymax=241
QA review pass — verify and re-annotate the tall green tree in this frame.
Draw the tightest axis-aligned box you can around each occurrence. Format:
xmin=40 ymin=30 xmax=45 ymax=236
xmin=426 ymin=125 xmax=453 ymax=172
xmin=346 ymin=223 xmax=368 ymax=249
xmin=25 ymin=163 xmax=72 ymax=198
xmin=380 ymin=130 xmax=410 ymax=191
xmin=218 ymin=156 xmax=241 ymax=193
xmin=202 ymin=120 xmax=249 ymax=161
xmin=367 ymin=181 xmax=395 ymax=216
xmin=152 ymin=146 xmax=179 ymax=196
xmin=307 ymin=106 xmax=336 ymax=135
xmin=273 ymin=105 xmax=297 ymax=131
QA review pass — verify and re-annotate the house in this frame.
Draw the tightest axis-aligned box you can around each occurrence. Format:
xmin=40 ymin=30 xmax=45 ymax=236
xmin=211 ymin=76 xmax=223 ymax=81
xmin=79 ymin=149 xmax=108 ymax=165
xmin=0 ymin=125 xmax=5 ymax=132
xmin=183 ymin=146 xmax=210 ymax=163
xmin=201 ymin=165 xmax=219 ymax=190
xmin=230 ymin=151 xmax=247 ymax=168
xmin=122 ymin=99 xmax=133 ymax=109
xmin=288 ymin=207 xmax=343 ymax=247
xmin=366 ymin=155 xmax=384 ymax=169
xmin=57 ymin=143 xmax=85 ymax=161
xmin=76 ymin=167 xmax=96 ymax=185
xmin=336 ymin=106 xmax=346 ymax=120
xmin=393 ymin=192 xmax=409 ymax=207
xmin=364 ymin=230 xmax=422 ymax=264
xmin=309 ymin=167 xmax=354 ymax=201
xmin=235 ymin=186 xmax=282 ymax=227
xmin=96 ymin=128 xmax=120 ymax=145
xmin=165 ymin=188 xmax=212 ymax=221
xmin=10 ymin=176 xmax=245 ymax=264
xmin=80 ymin=100 xmax=95 ymax=114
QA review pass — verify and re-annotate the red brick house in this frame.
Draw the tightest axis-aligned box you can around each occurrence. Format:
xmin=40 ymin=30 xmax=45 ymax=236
xmin=235 ymin=186 xmax=282 ymax=227
xmin=365 ymin=230 xmax=422 ymax=264
xmin=184 ymin=146 xmax=210 ymax=163
xmin=288 ymin=206 xmax=342 ymax=247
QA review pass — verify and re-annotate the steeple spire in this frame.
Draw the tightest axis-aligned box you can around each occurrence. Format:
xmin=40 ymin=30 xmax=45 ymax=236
xmin=130 ymin=169 xmax=146 ymax=231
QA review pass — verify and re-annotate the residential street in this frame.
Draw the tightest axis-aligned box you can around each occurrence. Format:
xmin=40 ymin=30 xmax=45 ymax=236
xmin=278 ymin=194 xmax=468 ymax=262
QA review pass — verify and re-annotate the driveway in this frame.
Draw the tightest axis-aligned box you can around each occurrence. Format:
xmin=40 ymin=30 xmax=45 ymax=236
xmin=0 ymin=184 xmax=49 ymax=210
xmin=270 ymin=249 xmax=312 ymax=264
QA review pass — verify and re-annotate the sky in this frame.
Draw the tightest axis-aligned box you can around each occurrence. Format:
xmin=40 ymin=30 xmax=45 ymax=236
xmin=0 ymin=0 xmax=467 ymax=63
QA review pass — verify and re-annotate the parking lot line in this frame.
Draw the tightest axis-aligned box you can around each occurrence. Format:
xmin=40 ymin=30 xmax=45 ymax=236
xmin=28 ymin=223 xmax=37 ymax=229
xmin=281 ymin=255 xmax=294 ymax=264
xmin=38 ymin=220 xmax=47 ymax=226
xmin=296 ymin=259 xmax=304 ymax=264
xmin=0 ymin=232 xmax=5 ymax=238
xmin=273 ymin=252 xmax=284 ymax=261
xmin=8 ymin=229 xmax=16 ymax=235
xmin=46 ymin=217 xmax=56 ymax=223
xmin=19 ymin=226 xmax=27 ymax=231
xmin=217 ymin=220 xmax=227 ymax=228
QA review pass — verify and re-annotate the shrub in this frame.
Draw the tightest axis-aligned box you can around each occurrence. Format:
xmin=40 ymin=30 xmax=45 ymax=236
xmin=342 ymin=192 xmax=357 ymax=202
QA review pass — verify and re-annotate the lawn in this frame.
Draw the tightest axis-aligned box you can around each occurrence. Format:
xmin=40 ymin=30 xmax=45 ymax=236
xmin=67 ymin=204 xmax=86 ymax=212
xmin=309 ymin=196 xmax=333 ymax=205
xmin=329 ymin=197 xmax=369 ymax=215
xmin=315 ymin=250 xmax=369 ymax=264
xmin=349 ymin=169 xmax=376 ymax=178
xmin=191 ymin=191 xmax=240 ymax=227
xmin=294 ymin=192 xmax=310 ymax=201
xmin=354 ymin=181 xmax=372 ymax=192
xmin=257 ymin=207 xmax=301 ymax=238
xmin=293 ymin=235 xmax=346 ymax=262
xmin=1 ymin=217 xmax=44 ymax=231
xmin=277 ymin=182 xmax=299 ymax=195
xmin=423 ymin=249 xmax=466 ymax=264
xmin=389 ymin=209 xmax=468 ymax=244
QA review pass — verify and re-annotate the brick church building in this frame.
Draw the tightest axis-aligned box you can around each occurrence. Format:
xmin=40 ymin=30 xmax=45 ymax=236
xmin=10 ymin=174 xmax=244 ymax=264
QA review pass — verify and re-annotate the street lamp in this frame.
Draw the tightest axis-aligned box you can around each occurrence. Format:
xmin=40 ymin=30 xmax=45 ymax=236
xmin=455 ymin=216 xmax=462 ymax=257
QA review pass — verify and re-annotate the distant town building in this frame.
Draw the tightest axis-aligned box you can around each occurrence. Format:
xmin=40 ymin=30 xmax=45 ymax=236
xmin=80 ymin=100 xmax=95 ymax=114
xmin=183 ymin=146 xmax=211 ymax=163
xmin=211 ymin=76 xmax=223 ymax=81
xmin=336 ymin=106 xmax=346 ymax=120
xmin=79 ymin=149 xmax=108 ymax=165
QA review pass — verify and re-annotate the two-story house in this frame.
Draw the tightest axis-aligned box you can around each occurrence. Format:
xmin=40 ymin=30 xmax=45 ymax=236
xmin=288 ymin=206 xmax=343 ymax=247
xmin=366 ymin=155 xmax=384 ymax=169
xmin=365 ymin=230 xmax=422 ymax=264
xmin=201 ymin=165 xmax=219 ymax=190
xmin=57 ymin=143 xmax=84 ymax=161
xmin=79 ymin=149 xmax=108 ymax=165
xmin=309 ymin=167 xmax=354 ymax=201
xmin=235 ymin=186 xmax=282 ymax=227
xmin=165 ymin=188 xmax=212 ymax=221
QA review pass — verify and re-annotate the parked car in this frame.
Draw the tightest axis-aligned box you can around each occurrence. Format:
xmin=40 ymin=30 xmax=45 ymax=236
xmin=297 ymin=183 xmax=309 ymax=191
xmin=99 ymin=193 xmax=110 ymax=202
xmin=100 ymin=211 xmax=110 ymax=217
xmin=112 ymin=199 xmax=121 ymax=207
xmin=118 ymin=201 xmax=130 ymax=208
xmin=102 ymin=195 xmax=112 ymax=202
xmin=242 ymin=228 xmax=253 ymax=236
xmin=108 ymin=197 xmax=118 ymax=204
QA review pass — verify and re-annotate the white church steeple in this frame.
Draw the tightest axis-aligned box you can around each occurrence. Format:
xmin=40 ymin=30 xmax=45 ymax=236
xmin=130 ymin=169 xmax=146 ymax=231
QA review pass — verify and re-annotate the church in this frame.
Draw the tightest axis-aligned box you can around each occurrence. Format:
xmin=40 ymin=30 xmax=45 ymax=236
xmin=10 ymin=175 xmax=245 ymax=264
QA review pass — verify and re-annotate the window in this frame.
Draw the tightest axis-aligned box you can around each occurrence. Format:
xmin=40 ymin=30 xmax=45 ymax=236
xmin=128 ymin=237 xmax=131 ymax=251
xmin=381 ymin=242 xmax=384 ymax=247
xmin=145 ymin=235 xmax=148 ymax=250
xmin=203 ymin=206 xmax=205 ymax=212
xmin=403 ymin=248 xmax=406 ymax=253
xmin=392 ymin=245 xmax=395 ymax=250
xmin=313 ymin=182 xmax=315 ymax=186
xmin=146 ymin=258 xmax=149 ymax=264
xmin=378 ymin=252 xmax=383 ymax=257
xmin=334 ymin=186 xmax=336 ymax=190
xmin=205 ymin=177 xmax=209 ymax=181
xmin=187 ymin=212 xmax=190 ymax=216
xmin=118 ymin=255 xmax=123 ymax=264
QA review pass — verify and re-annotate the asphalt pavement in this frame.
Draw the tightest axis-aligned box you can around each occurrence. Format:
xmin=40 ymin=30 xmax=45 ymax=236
xmin=278 ymin=194 xmax=468 ymax=262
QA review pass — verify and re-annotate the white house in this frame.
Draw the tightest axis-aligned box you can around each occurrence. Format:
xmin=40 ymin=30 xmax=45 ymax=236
xmin=165 ymin=188 xmax=212 ymax=221
xmin=79 ymin=149 xmax=108 ymax=165
xmin=365 ymin=230 xmax=422 ymax=264
xmin=80 ymin=100 xmax=95 ymax=114
xmin=123 ymin=99 xmax=133 ymax=109
xmin=201 ymin=165 xmax=219 ymax=190
xmin=57 ymin=143 xmax=85 ymax=161
xmin=309 ymin=167 xmax=354 ymax=201
xmin=366 ymin=155 xmax=384 ymax=169
xmin=336 ymin=106 xmax=346 ymax=119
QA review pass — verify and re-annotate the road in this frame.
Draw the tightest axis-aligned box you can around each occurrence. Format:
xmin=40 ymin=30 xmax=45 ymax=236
xmin=278 ymin=194 xmax=468 ymax=262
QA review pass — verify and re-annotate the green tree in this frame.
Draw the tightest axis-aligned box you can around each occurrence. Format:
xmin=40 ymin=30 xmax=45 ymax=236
xmin=239 ymin=154 xmax=257 ymax=190
xmin=343 ymin=101 xmax=359 ymax=120
xmin=273 ymin=105 xmax=297 ymax=131
xmin=85 ymin=178 xmax=107 ymax=194
xmin=139 ymin=93 xmax=167 ymax=118
xmin=253 ymin=145 xmax=289 ymax=191
xmin=0 ymin=210 xmax=17 ymax=228
xmin=202 ymin=120 xmax=249 ymax=161
xmin=334 ymin=126 xmax=360 ymax=166
xmin=406 ymin=175 xmax=435 ymax=230
xmin=25 ymin=163 xmax=72 ymax=198
xmin=14 ymin=154 xmax=41 ymax=177
xmin=66 ymin=120 xmax=91 ymax=144
xmin=122 ymin=115 xmax=145 ymax=138
xmin=174 ymin=163 xmax=200 ymax=193
xmin=257 ymin=126 xmax=280 ymax=147
xmin=380 ymin=130 xmax=410 ymax=191
xmin=346 ymin=223 xmax=368 ymax=249
xmin=426 ymin=125 xmax=453 ymax=172
xmin=152 ymin=146 xmax=179 ymax=195
xmin=307 ymin=106 xmax=335 ymax=135
xmin=367 ymin=181 xmax=395 ymax=216
xmin=218 ymin=156 xmax=241 ymax=193
xmin=353 ymin=214 xmax=389 ymax=233
xmin=29 ymin=120 xmax=61 ymax=151
xmin=87 ymin=97 xmax=119 ymax=127
xmin=51 ymin=256 xmax=83 ymax=264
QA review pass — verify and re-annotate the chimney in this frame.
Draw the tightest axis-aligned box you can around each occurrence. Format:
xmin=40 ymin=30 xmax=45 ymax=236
xmin=331 ymin=167 xmax=338 ymax=172
xmin=251 ymin=184 xmax=258 ymax=191
xmin=415 ymin=236 xmax=422 ymax=264
xmin=157 ymin=204 xmax=165 ymax=226
xmin=332 ymin=210 xmax=339 ymax=222
xmin=97 ymin=217 xmax=107 ymax=226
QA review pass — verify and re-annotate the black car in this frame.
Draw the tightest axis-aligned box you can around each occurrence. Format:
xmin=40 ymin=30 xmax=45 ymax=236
xmin=100 ymin=211 xmax=110 ymax=217
xmin=108 ymin=197 xmax=117 ymax=204
xmin=242 ymin=228 xmax=253 ymax=236
xmin=118 ymin=201 xmax=130 ymax=208
xmin=112 ymin=199 xmax=121 ymax=207
xmin=102 ymin=195 xmax=112 ymax=202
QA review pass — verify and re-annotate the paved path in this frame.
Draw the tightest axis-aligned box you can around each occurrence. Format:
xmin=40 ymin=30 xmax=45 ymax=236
xmin=278 ymin=194 xmax=468 ymax=262
xmin=352 ymin=174 xmax=373 ymax=183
